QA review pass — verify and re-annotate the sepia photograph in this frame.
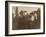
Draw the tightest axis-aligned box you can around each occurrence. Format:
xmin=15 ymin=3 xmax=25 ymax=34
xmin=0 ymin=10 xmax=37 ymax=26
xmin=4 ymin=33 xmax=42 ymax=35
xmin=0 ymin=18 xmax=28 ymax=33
xmin=5 ymin=1 xmax=45 ymax=36
xmin=12 ymin=7 xmax=40 ymax=30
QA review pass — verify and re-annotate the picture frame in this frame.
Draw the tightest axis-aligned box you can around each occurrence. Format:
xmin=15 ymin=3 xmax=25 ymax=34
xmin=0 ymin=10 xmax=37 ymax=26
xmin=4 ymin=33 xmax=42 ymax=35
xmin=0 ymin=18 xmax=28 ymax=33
xmin=5 ymin=1 xmax=45 ymax=36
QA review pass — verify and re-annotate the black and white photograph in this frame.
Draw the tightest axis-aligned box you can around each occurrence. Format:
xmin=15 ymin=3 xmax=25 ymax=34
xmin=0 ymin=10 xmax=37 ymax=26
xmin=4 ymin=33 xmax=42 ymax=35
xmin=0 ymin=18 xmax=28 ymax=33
xmin=5 ymin=1 xmax=45 ymax=36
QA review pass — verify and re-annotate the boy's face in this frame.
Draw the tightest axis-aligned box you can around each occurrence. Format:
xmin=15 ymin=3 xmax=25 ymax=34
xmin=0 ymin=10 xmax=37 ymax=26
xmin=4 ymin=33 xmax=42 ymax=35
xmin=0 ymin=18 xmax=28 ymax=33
xmin=23 ymin=13 xmax=27 ymax=16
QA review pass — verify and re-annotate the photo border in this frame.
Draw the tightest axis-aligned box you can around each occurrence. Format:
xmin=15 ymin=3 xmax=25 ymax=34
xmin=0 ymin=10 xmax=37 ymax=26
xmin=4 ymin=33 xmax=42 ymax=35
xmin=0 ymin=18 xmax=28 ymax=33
xmin=5 ymin=1 xmax=45 ymax=36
